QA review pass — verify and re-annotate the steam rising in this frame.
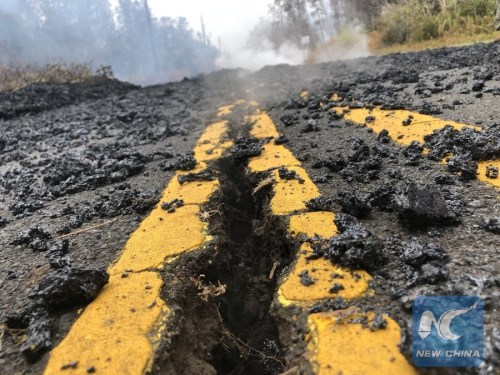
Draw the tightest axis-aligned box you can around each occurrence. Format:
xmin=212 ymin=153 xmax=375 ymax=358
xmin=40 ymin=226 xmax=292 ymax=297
xmin=0 ymin=0 xmax=371 ymax=85
xmin=216 ymin=38 xmax=304 ymax=70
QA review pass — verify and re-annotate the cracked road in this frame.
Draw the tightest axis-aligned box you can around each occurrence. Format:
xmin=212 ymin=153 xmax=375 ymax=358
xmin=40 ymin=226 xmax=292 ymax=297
xmin=1 ymin=41 xmax=499 ymax=375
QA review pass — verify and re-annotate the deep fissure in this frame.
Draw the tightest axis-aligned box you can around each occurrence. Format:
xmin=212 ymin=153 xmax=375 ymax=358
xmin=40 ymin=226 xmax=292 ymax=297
xmin=155 ymin=140 xmax=297 ymax=374
xmin=205 ymin=156 xmax=287 ymax=374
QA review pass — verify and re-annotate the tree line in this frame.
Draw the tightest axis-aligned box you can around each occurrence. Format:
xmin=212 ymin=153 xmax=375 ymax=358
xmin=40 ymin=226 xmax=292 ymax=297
xmin=249 ymin=0 xmax=498 ymax=50
xmin=0 ymin=0 xmax=219 ymax=83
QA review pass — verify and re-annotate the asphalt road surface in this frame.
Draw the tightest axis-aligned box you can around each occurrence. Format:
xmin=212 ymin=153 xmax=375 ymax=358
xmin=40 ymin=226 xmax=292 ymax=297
xmin=0 ymin=41 xmax=499 ymax=375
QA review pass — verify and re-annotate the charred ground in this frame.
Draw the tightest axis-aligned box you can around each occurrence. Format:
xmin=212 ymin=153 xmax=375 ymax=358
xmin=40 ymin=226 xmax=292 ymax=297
xmin=1 ymin=41 xmax=499 ymax=374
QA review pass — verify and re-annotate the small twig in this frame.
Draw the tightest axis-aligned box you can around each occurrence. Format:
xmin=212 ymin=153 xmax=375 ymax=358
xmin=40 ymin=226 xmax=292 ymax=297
xmin=280 ymin=366 xmax=300 ymax=375
xmin=213 ymin=303 xmax=284 ymax=367
xmin=0 ymin=324 xmax=28 ymax=350
xmin=0 ymin=325 xmax=4 ymax=352
xmin=55 ymin=218 xmax=120 ymax=240
xmin=269 ymin=261 xmax=279 ymax=280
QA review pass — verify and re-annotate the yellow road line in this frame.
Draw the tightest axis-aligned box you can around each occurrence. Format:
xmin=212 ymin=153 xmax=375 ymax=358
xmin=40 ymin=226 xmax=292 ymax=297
xmin=332 ymin=106 xmax=478 ymax=146
xmin=217 ymin=105 xmax=233 ymax=117
xmin=289 ymin=211 xmax=338 ymax=238
xmin=160 ymin=176 xmax=219 ymax=205
xmin=194 ymin=121 xmax=233 ymax=162
xmin=44 ymin=113 xmax=234 ymax=374
xmin=246 ymin=109 xmax=414 ymax=374
xmin=308 ymin=309 xmax=417 ymax=375
xmin=109 ymin=205 xmax=209 ymax=274
xmin=269 ymin=167 xmax=321 ymax=215
xmin=332 ymin=105 xmax=499 ymax=190
xmin=45 ymin=273 xmax=168 ymax=375
xmin=217 ymin=99 xmax=258 ymax=118
xmin=281 ymin=213 xmax=371 ymax=306
xmin=248 ymin=113 xmax=280 ymax=139
xmin=248 ymin=143 xmax=301 ymax=172
xmin=277 ymin=241 xmax=372 ymax=306
xmin=477 ymin=160 xmax=500 ymax=188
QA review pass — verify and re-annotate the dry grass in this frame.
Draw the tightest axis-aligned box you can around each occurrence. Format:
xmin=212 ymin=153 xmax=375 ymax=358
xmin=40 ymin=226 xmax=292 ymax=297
xmin=369 ymin=30 xmax=500 ymax=55
xmin=190 ymin=274 xmax=227 ymax=301
xmin=370 ymin=0 xmax=498 ymax=50
xmin=0 ymin=63 xmax=114 ymax=92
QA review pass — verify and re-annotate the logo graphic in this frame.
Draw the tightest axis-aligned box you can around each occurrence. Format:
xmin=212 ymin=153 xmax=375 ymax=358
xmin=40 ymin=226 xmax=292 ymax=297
xmin=412 ymin=296 xmax=483 ymax=367
xmin=418 ymin=300 xmax=480 ymax=340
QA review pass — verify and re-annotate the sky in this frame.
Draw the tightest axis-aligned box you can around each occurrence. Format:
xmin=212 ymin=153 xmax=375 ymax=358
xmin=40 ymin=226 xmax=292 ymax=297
xmin=143 ymin=0 xmax=307 ymax=69
xmin=134 ymin=0 xmax=272 ymax=53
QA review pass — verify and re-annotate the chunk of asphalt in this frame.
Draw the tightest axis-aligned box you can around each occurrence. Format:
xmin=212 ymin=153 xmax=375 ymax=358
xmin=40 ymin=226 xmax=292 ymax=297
xmin=329 ymin=283 xmax=345 ymax=294
xmin=230 ymin=137 xmax=264 ymax=162
xmin=0 ymin=215 xmax=9 ymax=228
xmin=370 ymin=313 xmax=388 ymax=331
xmin=396 ymin=183 xmax=459 ymax=227
xmin=161 ymin=198 xmax=184 ymax=213
xmin=6 ymin=307 xmax=53 ymax=363
xmin=480 ymin=217 xmax=500 ymax=234
xmin=32 ymin=268 xmax=109 ymax=310
xmin=274 ymin=135 xmax=288 ymax=145
xmin=12 ymin=225 xmax=52 ymax=247
xmin=446 ymin=152 xmax=478 ymax=181
xmin=417 ymin=263 xmax=449 ymax=285
xmin=334 ymin=191 xmax=372 ymax=218
xmin=308 ymin=297 xmax=347 ymax=314
xmin=280 ymin=113 xmax=299 ymax=127
xmin=21 ymin=309 xmax=53 ymax=363
xmin=485 ymin=165 xmax=499 ymax=179
xmin=327 ymin=213 xmax=385 ymax=272
xmin=47 ymin=240 xmax=71 ymax=270
xmin=299 ymin=270 xmax=315 ymax=286
xmin=368 ymin=184 xmax=398 ymax=212
xmin=402 ymin=141 xmax=423 ymax=166
xmin=177 ymin=169 xmax=216 ymax=184
xmin=174 ymin=153 xmax=197 ymax=171
xmin=402 ymin=238 xmax=449 ymax=267
xmin=305 ymin=196 xmax=334 ymax=212
xmin=400 ymin=238 xmax=449 ymax=286
xmin=377 ymin=129 xmax=391 ymax=143
xmin=278 ymin=167 xmax=305 ymax=183
xmin=301 ymin=119 xmax=320 ymax=133
xmin=323 ymin=153 xmax=347 ymax=172
xmin=425 ymin=124 xmax=500 ymax=162
xmin=334 ymin=141 xmax=382 ymax=183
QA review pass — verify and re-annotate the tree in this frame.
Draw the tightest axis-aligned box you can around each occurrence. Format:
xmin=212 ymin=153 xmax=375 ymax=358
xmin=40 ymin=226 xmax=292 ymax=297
xmin=0 ymin=0 xmax=219 ymax=83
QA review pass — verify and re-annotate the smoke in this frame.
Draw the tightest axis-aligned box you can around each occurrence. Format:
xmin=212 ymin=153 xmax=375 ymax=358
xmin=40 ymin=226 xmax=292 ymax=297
xmin=215 ymin=26 xmax=370 ymax=72
xmin=216 ymin=38 xmax=304 ymax=70
xmin=0 ymin=0 xmax=372 ymax=86
xmin=308 ymin=26 xmax=370 ymax=64
xmin=0 ymin=0 xmax=218 ymax=85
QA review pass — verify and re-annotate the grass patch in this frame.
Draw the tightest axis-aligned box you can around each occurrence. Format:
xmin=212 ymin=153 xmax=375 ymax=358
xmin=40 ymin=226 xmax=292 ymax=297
xmin=0 ymin=63 xmax=114 ymax=92
xmin=372 ymin=0 xmax=497 ymax=49
xmin=369 ymin=30 xmax=500 ymax=55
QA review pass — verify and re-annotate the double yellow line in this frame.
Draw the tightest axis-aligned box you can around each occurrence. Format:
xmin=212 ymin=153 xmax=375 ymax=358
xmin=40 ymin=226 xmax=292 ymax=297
xmin=46 ymin=96 xmax=495 ymax=374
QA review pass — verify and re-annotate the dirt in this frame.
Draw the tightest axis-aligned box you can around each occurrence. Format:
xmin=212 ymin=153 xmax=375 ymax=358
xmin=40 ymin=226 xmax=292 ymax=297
xmin=152 ymin=150 xmax=291 ymax=375
xmin=1 ymin=42 xmax=499 ymax=374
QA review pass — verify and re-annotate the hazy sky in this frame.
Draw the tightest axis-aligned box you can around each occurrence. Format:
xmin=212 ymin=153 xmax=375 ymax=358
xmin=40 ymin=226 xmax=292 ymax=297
xmin=145 ymin=1 xmax=272 ymax=51
xmin=144 ymin=1 xmax=306 ymax=70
